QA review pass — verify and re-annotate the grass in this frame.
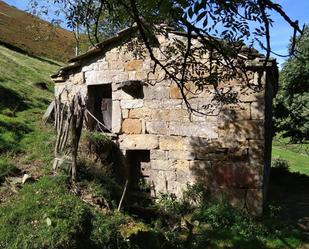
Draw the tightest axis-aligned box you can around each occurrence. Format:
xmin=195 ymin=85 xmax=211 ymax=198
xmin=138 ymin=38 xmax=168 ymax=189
xmin=272 ymin=137 xmax=309 ymax=175
xmin=0 ymin=45 xmax=58 ymax=176
xmin=0 ymin=175 xmax=158 ymax=249
xmin=0 ymin=1 xmax=75 ymax=62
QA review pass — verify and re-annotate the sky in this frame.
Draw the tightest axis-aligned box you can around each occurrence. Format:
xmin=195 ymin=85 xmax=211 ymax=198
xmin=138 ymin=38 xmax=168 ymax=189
xmin=3 ymin=0 xmax=309 ymax=67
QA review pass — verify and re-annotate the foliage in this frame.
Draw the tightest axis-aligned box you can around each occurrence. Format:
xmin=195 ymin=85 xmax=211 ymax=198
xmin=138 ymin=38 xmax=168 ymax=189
xmin=271 ymin=158 xmax=290 ymax=172
xmin=0 ymin=175 xmax=156 ymax=249
xmin=272 ymin=136 xmax=309 ymax=175
xmin=155 ymin=192 xmax=187 ymax=215
xmin=274 ymin=27 xmax=309 ymax=144
xmin=84 ymin=130 xmax=111 ymax=146
xmin=29 ymin=0 xmax=303 ymax=115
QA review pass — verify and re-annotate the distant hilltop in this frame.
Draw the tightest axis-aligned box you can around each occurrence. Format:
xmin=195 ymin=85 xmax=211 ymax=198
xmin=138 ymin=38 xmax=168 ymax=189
xmin=0 ymin=0 xmax=75 ymax=62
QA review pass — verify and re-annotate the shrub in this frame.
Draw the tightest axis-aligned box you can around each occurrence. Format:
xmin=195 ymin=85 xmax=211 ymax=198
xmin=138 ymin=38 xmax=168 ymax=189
xmin=0 ymin=175 xmax=158 ymax=249
xmin=272 ymin=158 xmax=290 ymax=172
xmin=155 ymin=192 xmax=186 ymax=215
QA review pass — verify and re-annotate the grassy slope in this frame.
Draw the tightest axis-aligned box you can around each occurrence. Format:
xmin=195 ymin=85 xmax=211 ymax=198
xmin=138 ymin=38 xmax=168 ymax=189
xmin=272 ymin=138 xmax=309 ymax=175
xmin=0 ymin=45 xmax=307 ymax=248
xmin=0 ymin=0 xmax=75 ymax=62
xmin=0 ymin=45 xmax=58 ymax=178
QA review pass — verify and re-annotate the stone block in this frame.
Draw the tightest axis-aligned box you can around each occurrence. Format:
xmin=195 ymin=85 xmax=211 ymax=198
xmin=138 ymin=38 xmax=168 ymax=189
xmin=212 ymin=163 xmax=262 ymax=188
xmin=150 ymin=150 xmax=168 ymax=160
xmin=146 ymin=121 xmax=168 ymax=134
xmin=122 ymin=119 xmax=142 ymax=134
xmin=113 ymin=89 xmax=134 ymax=100
xmin=144 ymin=85 xmax=169 ymax=100
xmin=129 ymin=108 xmax=151 ymax=119
xmin=246 ymin=189 xmax=263 ymax=215
xmin=151 ymin=109 xmax=189 ymax=122
xmin=114 ymin=72 xmax=130 ymax=82
xmin=121 ymin=99 xmax=143 ymax=109
xmin=128 ymin=71 xmax=136 ymax=80
xmin=119 ymin=134 xmax=159 ymax=149
xmin=172 ymin=160 xmax=190 ymax=171
xmin=170 ymin=85 xmax=182 ymax=99
xmin=82 ymin=64 xmax=94 ymax=72
xmin=144 ymin=99 xmax=182 ymax=109
xmin=219 ymin=103 xmax=251 ymax=121
xmin=176 ymin=168 xmax=195 ymax=184
xmin=218 ymin=120 xmax=264 ymax=140
xmin=251 ymin=101 xmax=265 ymax=120
xmin=122 ymin=109 xmax=129 ymax=119
xmin=112 ymin=100 xmax=122 ymax=133
xmin=169 ymin=121 xmax=218 ymax=139
xmin=238 ymin=86 xmax=265 ymax=103
xmin=99 ymin=62 xmax=109 ymax=70
xmin=85 ymin=71 xmax=97 ymax=85
xmin=150 ymin=170 xmax=176 ymax=193
xmin=168 ymin=150 xmax=195 ymax=160
xmin=108 ymin=60 xmax=124 ymax=70
xmin=70 ymin=72 xmax=85 ymax=85
xmin=124 ymin=60 xmax=143 ymax=71
xmin=248 ymin=139 xmax=264 ymax=165
xmin=159 ymin=136 xmax=184 ymax=150
xmin=96 ymin=71 xmax=113 ymax=84
xmin=105 ymin=50 xmax=119 ymax=61
xmin=151 ymin=160 xmax=174 ymax=170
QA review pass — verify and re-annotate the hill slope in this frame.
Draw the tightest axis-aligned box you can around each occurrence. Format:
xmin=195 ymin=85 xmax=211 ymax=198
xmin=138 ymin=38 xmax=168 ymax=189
xmin=0 ymin=44 xmax=58 ymax=184
xmin=0 ymin=0 xmax=75 ymax=62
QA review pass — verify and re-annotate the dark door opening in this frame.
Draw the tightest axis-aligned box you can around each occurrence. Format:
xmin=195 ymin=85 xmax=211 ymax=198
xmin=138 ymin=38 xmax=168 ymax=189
xmin=87 ymin=84 xmax=112 ymax=132
xmin=126 ymin=150 xmax=151 ymax=192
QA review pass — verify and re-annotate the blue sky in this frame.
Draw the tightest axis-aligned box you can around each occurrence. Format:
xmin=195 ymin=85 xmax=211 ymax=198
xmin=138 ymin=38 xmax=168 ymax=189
xmin=3 ymin=0 xmax=309 ymax=66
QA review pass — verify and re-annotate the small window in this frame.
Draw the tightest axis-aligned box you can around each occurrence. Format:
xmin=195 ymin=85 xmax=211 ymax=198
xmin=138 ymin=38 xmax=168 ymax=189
xmin=87 ymin=84 xmax=112 ymax=132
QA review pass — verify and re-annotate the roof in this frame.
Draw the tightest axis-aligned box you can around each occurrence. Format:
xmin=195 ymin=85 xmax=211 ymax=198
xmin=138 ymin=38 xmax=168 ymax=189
xmin=51 ymin=24 xmax=277 ymax=83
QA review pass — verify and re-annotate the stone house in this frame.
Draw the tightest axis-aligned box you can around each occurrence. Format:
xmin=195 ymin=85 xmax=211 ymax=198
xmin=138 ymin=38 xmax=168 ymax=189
xmin=51 ymin=26 xmax=278 ymax=214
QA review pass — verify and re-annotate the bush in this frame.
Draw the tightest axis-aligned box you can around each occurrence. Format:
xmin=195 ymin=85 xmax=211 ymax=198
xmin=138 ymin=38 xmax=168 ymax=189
xmin=272 ymin=158 xmax=290 ymax=172
xmin=155 ymin=192 xmax=186 ymax=215
xmin=0 ymin=175 xmax=159 ymax=249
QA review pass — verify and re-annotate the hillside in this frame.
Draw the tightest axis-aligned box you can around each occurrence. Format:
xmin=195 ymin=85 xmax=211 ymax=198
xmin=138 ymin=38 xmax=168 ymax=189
xmin=0 ymin=44 xmax=57 ymax=184
xmin=0 ymin=0 xmax=75 ymax=62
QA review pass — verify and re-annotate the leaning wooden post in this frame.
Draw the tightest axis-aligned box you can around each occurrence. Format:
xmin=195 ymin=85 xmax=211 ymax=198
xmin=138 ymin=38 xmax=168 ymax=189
xmin=70 ymin=94 xmax=85 ymax=181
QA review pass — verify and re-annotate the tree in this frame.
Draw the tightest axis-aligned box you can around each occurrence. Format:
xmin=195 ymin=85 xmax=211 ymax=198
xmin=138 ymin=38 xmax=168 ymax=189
xmin=29 ymin=0 xmax=305 ymax=115
xmin=274 ymin=27 xmax=309 ymax=144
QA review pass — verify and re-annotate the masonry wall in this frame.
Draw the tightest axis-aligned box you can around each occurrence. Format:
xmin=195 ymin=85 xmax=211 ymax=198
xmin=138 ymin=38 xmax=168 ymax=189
xmin=54 ymin=33 xmax=276 ymax=214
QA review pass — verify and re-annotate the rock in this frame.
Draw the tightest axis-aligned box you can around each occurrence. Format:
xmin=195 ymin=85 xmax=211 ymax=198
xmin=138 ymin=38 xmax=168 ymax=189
xmin=22 ymin=174 xmax=34 ymax=184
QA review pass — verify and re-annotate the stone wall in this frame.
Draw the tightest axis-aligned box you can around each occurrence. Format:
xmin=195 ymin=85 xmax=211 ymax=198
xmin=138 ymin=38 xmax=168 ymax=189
xmin=53 ymin=32 xmax=277 ymax=215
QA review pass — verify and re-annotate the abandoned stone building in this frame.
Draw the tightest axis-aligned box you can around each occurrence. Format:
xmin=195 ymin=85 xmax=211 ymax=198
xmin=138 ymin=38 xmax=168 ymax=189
xmin=51 ymin=26 xmax=278 ymax=214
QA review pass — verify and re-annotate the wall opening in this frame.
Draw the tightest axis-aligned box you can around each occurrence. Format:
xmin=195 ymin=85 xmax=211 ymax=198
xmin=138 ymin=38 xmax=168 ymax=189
xmin=87 ymin=84 xmax=112 ymax=132
xmin=126 ymin=150 xmax=151 ymax=193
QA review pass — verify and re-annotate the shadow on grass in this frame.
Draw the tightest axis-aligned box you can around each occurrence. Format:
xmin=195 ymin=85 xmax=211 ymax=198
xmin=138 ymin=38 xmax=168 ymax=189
xmin=0 ymin=85 xmax=29 ymax=113
xmin=267 ymin=166 xmax=309 ymax=240
xmin=0 ymin=120 xmax=32 ymax=153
